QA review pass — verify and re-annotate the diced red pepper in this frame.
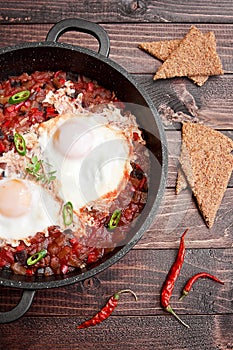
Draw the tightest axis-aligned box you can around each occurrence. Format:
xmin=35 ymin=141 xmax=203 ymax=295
xmin=87 ymin=248 xmax=103 ymax=264
xmin=46 ymin=106 xmax=57 ymax=118
xmin=59 ymin=78 xmax=66 ymax=85
xmin=5 ymin=105 xmax=16 ymax=113
xmin=14 ymin=101 xmax=26 ymax=111
xmin=0 ymin=141 xmax=5 ymax=153
xmin=138 ymin=177 xmax=146 ymax=190
xmin=2 ymin=120 xmax=11 ymax=128
xmin=30 ymin=108 xmax=44 ymax=123
xmin=26 ymin=268 xmax=34 ymax=276
xmin=133 ymin=132 xmax=140 ymax=141
xmin=61 ymin=264 xmax=69 ymax=274
xmin=87 ymin=82 xmax=94 ymax=92
xmin=16 ymin=243 xmax=27 ymax=251
xmin=70 ymin=237 xmax=79 ymax=246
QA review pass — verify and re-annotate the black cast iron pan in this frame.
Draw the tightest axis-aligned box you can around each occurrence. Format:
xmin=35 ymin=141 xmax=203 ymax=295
xmin=0 ymin=18 xmax=168 ymax=323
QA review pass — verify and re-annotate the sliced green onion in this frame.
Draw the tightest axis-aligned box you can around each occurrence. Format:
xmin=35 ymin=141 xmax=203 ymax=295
xmin=9 ymin=90 xmax=30 ymax=104
xmin=108 ymin=209 xmax=121 ymax=230
xmin=14 ymin=133 xmax=26 ymax=156
xmin=27 ymin=249 xmax=47 ymax=266
xmin=63 ymin=201 xmax=73 ymax=226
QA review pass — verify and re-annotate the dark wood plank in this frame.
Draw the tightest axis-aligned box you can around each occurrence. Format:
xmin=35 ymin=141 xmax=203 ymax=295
xmin=140 ymin=188 xmax=233 ymax=249
xmin=0 ymin=314 xmax=232 ymax=350
xmin=133 ymin=74 xmax=233 ymax=130
xmin=0 ymin=0 xmax=233 ymax=24
xmin=0 ymin=23 xmax=232 ymax=74
xmin=0 ymin=24 xmax=232 ymax=130
xmin=1 ymin=248 xmax=231 ymax=316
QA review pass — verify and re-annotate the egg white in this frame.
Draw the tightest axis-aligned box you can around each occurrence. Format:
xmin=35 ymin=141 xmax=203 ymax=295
xmin=38 ymin=110 xmax=133 ymax=212
xmin=0 ymin=178 xmax=62 ymax=246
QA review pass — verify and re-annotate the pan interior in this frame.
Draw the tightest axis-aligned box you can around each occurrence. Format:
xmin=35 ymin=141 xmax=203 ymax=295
xmin=0 ymin=43 xmax=167 ymax=289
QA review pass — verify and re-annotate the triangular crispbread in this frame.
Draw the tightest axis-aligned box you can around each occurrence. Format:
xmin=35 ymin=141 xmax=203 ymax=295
xmin=139 ymin=39 xmax=181 ymax=61
xmin=179 ymin=122 xmax=233 ymax=228
xmin=153 ymin=26 xmax=223 ymax=81
xmin=139 ymin=33 xmax=214 ymax=86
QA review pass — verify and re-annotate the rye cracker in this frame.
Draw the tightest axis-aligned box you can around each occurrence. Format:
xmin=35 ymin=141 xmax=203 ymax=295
xmin=179 ymin=122 xmax=233 ymax=228
xmin=139 ymin=39 xmax=181 ymax=62
xmin=139 ymin=37 xmax=209 ymax=86
xmin=153 ymin=26 xmax=223 ymax=82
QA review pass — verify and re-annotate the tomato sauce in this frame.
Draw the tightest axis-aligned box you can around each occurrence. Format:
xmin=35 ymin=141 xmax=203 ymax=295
xmin=0 ymin=70 xmax=149 ymax=276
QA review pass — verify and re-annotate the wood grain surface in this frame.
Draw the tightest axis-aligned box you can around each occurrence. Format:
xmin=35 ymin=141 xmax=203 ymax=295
xmin=0 ymin=1 xmax=232 ymax=350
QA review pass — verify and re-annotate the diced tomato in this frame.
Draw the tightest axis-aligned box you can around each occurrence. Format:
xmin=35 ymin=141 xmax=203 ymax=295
xmin=16 ymin=243 xmax=27 ymax=251
xmin=0 ymin=70 xmax=149 ymax=278
xmin=87 ymin=248 xmax=103 ymax=264
xmin=87 ymin=82 xmax=94 ymax=92
xmin=0 ymin=248 xmax=14 ymax=267
xmin=29 ymin=108 xmax=44 ymax=123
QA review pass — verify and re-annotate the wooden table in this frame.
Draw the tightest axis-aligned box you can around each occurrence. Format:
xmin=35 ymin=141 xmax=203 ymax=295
xmin=0 ymin=1 xmax=232 ymax=349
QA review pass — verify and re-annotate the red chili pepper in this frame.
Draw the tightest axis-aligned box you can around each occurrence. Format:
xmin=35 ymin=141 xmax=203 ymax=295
xmin=179 ymin=272 xmax=224 ymax=301
xmin=161 ymin=229 xmax=189 ymax=328
xmin=77 ymin=289 xmax=137 ymax=329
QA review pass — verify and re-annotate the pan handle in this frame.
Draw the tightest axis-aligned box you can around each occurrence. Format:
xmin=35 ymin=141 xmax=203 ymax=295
xmin=0 ymin=289 xmax=36 ymax=323
xmin=46 ymin=18 xmax=110 ymax=57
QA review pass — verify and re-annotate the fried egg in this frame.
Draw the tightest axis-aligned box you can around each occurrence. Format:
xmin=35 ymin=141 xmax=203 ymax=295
xmin=0 ymin=178 xmax=61 ymax=245
xmin=38 ymin=110 xmax=133 ymax=212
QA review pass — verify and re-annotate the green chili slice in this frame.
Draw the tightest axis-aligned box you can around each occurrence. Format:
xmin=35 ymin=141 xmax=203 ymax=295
xmin=63 ymin=201 xmax=73 ymax=226
xmin=14 ymin=133 xmax=26 ymax=156
xmin=9 ymin=90 xmax=30 ymax=104
xmin=27 ymin=249 xmax=47 ymax=266
xmin=108 ymin=209 xmax=121 ymax=230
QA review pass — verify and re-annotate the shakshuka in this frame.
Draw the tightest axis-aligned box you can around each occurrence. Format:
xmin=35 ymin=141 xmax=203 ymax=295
xmin=0 ymin=71 xmax=149 ymax=276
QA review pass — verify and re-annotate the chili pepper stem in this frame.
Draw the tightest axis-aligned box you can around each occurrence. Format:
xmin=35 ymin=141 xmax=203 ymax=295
xmin=116 ymin=289 xmax=138 ymax=301
xmin=179 ymin=291 xmax=189 ymax=301
xmin=166 ymin=305 xmax=190 ymax=329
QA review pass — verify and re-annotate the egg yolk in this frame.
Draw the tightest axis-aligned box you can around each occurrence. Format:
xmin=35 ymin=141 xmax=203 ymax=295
xmin=0 ymin=179 xmax=32 ymax=217
xmin=53 ymin=118 xmax=93 ymax=159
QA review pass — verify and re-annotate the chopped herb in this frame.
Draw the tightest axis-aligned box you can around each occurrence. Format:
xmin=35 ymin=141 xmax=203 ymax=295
xmin=26 ymin=155 xmax=56 ymax=184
